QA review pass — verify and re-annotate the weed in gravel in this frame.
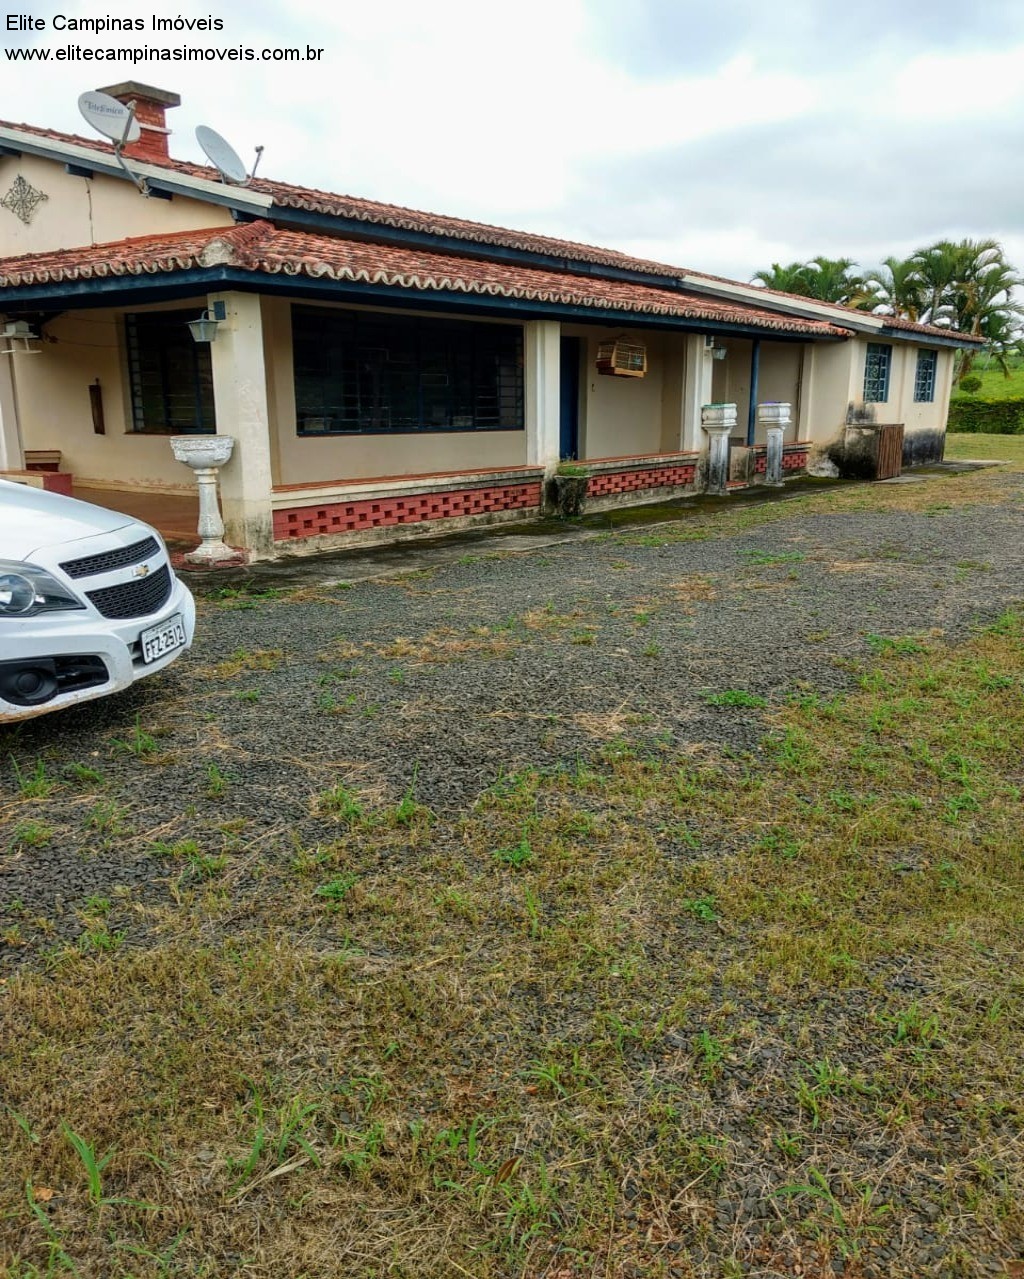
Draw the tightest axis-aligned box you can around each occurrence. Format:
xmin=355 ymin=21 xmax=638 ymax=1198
xmin=314 ymin=874 xmax=359 ymax=905
xmin=683 ymin=895 xmax=719 ymax=922
xmin=65 ymin=761 xmax=105 ymax=788
xmin=234 ymin=688 xmax=261 ymax=702
xmin=111 ymin=715 xmax=159 ymax=758
xmin=703 ymin=688 xmax=767 ymax=708
xmin=10 ymin=757 xmax=55 ymax=799
xmin=148 ymin=837 xmax=199 ymax=859
xmin=492 ymin=831 xmax=534 ymax=868
xmin=209 ymin=648 xmax=283 ymax=678
xmin=85 ymin=799 xmax=127 ymax=837
xmin=865 ymin=632 xmax=929 ymax=655
xmin=742 ymin=548 xmax=806 ymax=565
xmin=78 ymin=924 xmax=125 ymax=954
xmin=774 ymin=1169 xmax=892 ymax=1260
xmin=186 ymin=850 xmax=227 ymax=879
xmin=9 ymin=819 xmax=52 ymax=849
xmin=316 ymin=782 xmax=364 ymax=821
xmin=205 ymin=762 xmax=230 ymax=799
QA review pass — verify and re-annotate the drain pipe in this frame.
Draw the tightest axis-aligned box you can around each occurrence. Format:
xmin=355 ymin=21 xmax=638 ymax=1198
xmin=746 ymin=339 xmax=761 ymax=446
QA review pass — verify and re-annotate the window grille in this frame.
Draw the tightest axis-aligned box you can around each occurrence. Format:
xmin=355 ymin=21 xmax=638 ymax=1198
xmin=913 ymin=349 xmax=937 ymax=403
xmin=293 ymin=307 xmax=524 ymax=434
xmin=863 ymin=342 xmax=891 ymax=403
xmin=125 ymin=311 xmax=216 ymax=434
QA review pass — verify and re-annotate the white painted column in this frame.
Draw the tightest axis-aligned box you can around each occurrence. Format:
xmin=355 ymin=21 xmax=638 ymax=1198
xmin=207 ymin=292 xmax=275 ymax=557
xmin=524 ymin=320 xmax=561 ymax=470
xmin=681 ymin=334 xmax=714 ymax=452
xmin=758 ymin=402 xmax=792 ymax=486
xmin=796 ymin=344 xmax=813 ymax=441
xmin=701 ymin=403 xmax=737 ymax=496
xmin=0 ymin=345 xmax=24 ymax=471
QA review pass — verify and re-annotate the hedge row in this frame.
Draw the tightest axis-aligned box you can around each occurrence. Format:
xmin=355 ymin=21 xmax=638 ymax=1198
xmin=947 ymin=398 xmax=1024 ymax=434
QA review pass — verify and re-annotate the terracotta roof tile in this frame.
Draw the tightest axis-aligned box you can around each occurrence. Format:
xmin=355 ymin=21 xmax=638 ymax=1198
xmin=0 ymin=222 xmax=851 ymax=336
xmin=0 ymin=118 xmax=982 ymax=343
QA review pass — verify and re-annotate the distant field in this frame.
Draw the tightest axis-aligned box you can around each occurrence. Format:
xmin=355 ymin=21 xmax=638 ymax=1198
xmin=953 ymin=354 xmax=1024 ymax=401
xmin=945 ymin=431 xmax=1024 ymax=466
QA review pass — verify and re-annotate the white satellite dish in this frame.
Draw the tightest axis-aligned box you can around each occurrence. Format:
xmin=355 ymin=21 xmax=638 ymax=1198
xmin=78 ymin=91 xmax=140 ymax=144
xmin=195 ymin=125 xmax=248 ymax=185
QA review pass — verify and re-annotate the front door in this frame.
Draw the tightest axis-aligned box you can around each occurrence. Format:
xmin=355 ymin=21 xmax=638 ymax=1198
xmin=559 ymin=337 xmax=580 ymax=461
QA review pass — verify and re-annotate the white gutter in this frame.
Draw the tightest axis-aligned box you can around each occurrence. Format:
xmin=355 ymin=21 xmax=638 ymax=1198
xmin=0 ymin=124 xmax=273 ymax=217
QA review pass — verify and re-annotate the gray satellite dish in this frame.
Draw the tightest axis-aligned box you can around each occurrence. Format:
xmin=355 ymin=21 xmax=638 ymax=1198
xmin=195 ymin=125 xmax=248 ymax=184
xmin=78 ymin=91 xmax=140 ymax=144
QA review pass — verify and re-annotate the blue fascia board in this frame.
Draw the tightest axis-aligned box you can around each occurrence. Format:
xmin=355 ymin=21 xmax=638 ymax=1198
xmin=877 ymin=326 xmax=980 ymax=351
xmin=0 ymin=266 xmax=844 ymax=343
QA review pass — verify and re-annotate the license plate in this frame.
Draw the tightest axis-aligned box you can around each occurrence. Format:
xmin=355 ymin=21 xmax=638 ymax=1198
xmin=140 ymin=614 xmax=186 ymax=664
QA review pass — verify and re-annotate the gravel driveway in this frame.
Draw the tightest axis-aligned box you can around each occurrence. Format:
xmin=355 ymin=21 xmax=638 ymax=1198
xmin=2 ymin=466 xmax=1023 ymax=1279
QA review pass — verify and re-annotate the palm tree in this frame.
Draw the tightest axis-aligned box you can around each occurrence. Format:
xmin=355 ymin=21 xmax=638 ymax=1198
xmin=751 ymin=261 xmax=813 ymax=294
xmin=862 ymin=256 xmax=925 ymax=321
xmin=801 ymin=256 xmax=868 ymax=306
xmin=751 ymin=257 xmax=866 ymax=305
xmin=915 ymin=239 xmax=1023 ymax=381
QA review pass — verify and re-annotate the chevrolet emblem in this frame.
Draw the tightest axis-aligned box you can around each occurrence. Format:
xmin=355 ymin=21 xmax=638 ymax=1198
xmin=132 ymin=563 xmax=151 ymax=578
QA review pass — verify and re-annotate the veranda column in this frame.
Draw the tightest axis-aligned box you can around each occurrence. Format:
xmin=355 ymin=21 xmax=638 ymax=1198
xmin=0 ymin=345 xmax=23 ymax=471
xmin=701 ymin=403 xmax=736 ymax=496
xmin=681 ymin=334 xmax=714 ymax=453
xmin=758 ymin=402 xmax=791 ymax=486
xmin=524 ymin=320 xmax=561 ymax=470
xmin=207 ymin=292 xmax=275 ymax=557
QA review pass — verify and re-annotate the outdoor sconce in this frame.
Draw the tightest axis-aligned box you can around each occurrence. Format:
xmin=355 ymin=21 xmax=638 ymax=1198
xmin=187 ymin=300 xmax=226 ymax=344
xmin=704 ymin=335 xmax=728 ymax=361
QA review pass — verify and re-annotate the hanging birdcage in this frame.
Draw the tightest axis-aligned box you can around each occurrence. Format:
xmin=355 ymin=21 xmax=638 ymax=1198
xmin=596 ymin=338 xmax=647 ymax=378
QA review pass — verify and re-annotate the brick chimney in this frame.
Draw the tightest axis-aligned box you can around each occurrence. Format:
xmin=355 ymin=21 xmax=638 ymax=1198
xmin=96 ymin=81 xmax=179 ymax=162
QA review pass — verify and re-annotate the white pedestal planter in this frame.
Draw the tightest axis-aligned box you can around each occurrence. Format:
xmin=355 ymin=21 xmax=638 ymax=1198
xmin=757 ymin=402 xmax=791 ymax=487
xmin=170 ymin=435 xmax=236 ymax=565
xmin=701 ymin=403 xmax=737 ymax=496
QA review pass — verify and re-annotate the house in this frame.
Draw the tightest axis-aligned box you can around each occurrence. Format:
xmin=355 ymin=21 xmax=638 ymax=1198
xmin=0 ymin=82 xmax=982 ymax=561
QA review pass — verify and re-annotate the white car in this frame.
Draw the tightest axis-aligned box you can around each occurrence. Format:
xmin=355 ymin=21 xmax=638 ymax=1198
xmin=0 ymin=478 xmax=196 ymax=722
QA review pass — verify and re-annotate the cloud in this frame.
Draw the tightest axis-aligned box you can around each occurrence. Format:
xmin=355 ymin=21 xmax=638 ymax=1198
xmin=1 ymin=0 xmax=1022 ymax=283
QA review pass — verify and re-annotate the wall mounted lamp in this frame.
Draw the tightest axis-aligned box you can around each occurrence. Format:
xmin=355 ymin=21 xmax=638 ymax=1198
xmin=187 ymin=300 xmax=227 ymax=344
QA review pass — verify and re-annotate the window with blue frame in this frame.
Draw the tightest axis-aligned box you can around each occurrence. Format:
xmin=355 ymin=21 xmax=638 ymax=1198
xmin=293 ymin=306 xmax=524 ymax=435
xmin=863 ymin=342 xmax=892 ymax=403
xmin=914 ymin=349 xmax=937 ymax=402
xmin=125 ymin=310 xmax=216 ymax=434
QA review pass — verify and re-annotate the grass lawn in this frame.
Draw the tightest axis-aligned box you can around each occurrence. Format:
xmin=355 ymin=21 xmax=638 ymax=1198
xmin=2 ymin=455 xmax=1024 ymax=1277
xmin=945 ymin=431 xmax=1024 ymax=464
xmin=951 ymin=354 xmax=1024 ymax=401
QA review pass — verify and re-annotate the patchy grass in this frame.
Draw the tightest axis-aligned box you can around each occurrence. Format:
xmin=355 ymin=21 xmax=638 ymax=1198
xmin=945 ymin=430 xmax=1024 ymax=468
xmin=2 ymin=463 xmax=1024 ymax=1276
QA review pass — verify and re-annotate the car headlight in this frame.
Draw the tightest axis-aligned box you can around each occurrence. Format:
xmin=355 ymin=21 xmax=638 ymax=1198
xmin=0 ymin=561 xmax=85 ymax=616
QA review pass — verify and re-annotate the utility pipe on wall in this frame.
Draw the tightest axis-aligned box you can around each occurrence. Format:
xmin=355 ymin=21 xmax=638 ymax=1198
xmin=746 ymin=339 xmax=761 ymax=446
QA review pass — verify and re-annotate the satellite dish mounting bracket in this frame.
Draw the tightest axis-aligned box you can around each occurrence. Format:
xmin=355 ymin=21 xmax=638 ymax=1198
xmin=112 ymin=100 xmax=149 ymax=196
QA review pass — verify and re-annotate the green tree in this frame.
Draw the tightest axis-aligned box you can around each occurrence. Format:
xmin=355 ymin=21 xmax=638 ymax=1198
xmin=751 ymin=257 xmax=866 ymax=305
xmin=861 ymin=255 xmax=925 ymax=321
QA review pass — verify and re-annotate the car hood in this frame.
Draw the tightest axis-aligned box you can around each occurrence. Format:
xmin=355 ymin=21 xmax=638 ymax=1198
xmin=0 ymin=479 xmax=137 ymax=561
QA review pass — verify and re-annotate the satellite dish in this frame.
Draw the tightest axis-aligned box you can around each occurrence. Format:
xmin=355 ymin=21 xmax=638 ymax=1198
xmin=78 ymin=91 xmax=140 ymax=144
xmin=195 ymin=125 xmax=248 ymax=184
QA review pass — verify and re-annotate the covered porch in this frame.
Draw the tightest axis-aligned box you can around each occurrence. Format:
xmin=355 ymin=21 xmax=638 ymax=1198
xmin=0 ymin=223 xmax=840 ymax=562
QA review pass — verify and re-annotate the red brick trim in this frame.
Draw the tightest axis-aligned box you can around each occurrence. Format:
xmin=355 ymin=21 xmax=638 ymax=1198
xmin=273 ymin=479 xmax=543 ymax=541
xmin=586 ymin=462 xmax=696 ymax=497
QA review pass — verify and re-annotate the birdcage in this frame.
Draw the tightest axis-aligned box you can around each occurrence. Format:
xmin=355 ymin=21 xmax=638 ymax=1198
xmin=595 ymin=338 xmax=647 ymax=378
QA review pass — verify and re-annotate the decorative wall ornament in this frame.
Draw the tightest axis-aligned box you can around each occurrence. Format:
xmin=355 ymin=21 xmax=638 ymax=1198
xmin=1 ymin=174 xmax=48 ymax=225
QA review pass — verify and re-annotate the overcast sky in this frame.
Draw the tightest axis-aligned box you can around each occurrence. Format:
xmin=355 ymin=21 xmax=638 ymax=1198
xmin=3 ymin=0 xmax=1023 ymax=281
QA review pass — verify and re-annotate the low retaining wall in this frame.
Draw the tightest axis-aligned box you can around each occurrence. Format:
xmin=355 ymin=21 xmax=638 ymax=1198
xmin=271 ymin=467 xmax=545 ymax=551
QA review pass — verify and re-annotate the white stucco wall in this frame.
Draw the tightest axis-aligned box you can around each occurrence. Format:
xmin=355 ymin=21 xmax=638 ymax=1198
xmin=561 ymin=325 xmax=667 ymax=459
xmin=11 ymin=300 xmax=208 ymax=491
xmin=0 ymin=154 xmax=231 ymax=255
xmin=267 ymin=298 xmax=528 ymax=486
